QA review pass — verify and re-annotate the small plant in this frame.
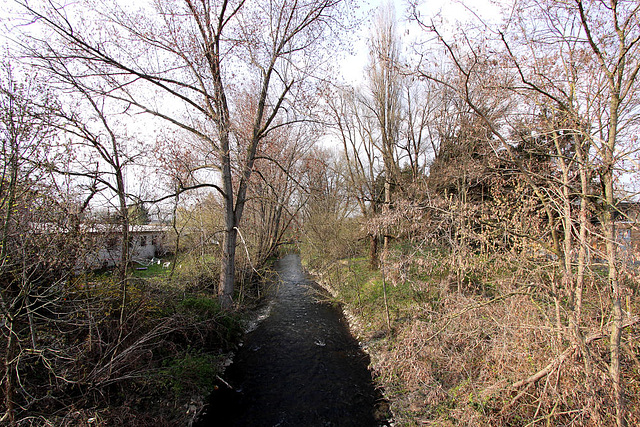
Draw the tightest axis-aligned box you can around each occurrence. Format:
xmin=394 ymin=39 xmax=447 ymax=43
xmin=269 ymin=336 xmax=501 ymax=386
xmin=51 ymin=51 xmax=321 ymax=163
xmin=179 ymin=295 xmax=222 ymax=320
xmin=160 ymin=351 xmax=221 ymax=397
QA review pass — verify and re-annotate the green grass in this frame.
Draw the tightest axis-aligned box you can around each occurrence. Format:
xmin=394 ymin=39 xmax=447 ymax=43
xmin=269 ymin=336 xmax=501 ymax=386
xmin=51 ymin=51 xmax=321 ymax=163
xmin=315 ymin=244 xmax=526 ymax=333
xmin=159 ymin=351 xmax=222 ymax=397
xmin=131 ymin=258 xmax=173 ymax=278
xmin=178 ymin=295 xmax=222 ymax=319
xmin=321 ymin=257 xmax=432 ymax=333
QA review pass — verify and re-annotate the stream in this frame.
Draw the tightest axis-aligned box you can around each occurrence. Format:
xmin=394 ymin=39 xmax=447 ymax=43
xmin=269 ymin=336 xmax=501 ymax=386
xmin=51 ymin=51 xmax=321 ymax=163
xmin=195 ymin=254 xmax=390 ymax=426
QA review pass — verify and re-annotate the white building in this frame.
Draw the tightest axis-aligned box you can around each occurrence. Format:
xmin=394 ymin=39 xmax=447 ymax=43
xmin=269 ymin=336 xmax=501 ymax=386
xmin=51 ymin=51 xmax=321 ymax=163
xmin=81 ymin=223 xmax=169 ymax=269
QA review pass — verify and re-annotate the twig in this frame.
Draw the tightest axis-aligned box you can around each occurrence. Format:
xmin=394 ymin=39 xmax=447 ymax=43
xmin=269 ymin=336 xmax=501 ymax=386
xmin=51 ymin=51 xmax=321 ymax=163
xmin=502 ymin=317 xmax=640 ymax=413
xmin=215 ymin=374 xmax=233 ymax=390
xmin=234 ymin=227 xmax=260 ymax=277
xmin=418 ymin=290 xmax=532 ymax=350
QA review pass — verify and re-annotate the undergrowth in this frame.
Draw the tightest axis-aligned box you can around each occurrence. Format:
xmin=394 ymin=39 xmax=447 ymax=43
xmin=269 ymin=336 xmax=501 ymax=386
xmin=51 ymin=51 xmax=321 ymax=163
xmin=305 ymin=246 xmax=640 ymax=426
xmin=4 ymin=256 xmax=252 ymax=426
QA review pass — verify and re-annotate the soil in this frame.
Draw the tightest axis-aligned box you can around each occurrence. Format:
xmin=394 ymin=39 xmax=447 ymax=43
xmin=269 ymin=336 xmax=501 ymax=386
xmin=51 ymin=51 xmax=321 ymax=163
xmin=194 ymin=254 xmax=390 ymax=426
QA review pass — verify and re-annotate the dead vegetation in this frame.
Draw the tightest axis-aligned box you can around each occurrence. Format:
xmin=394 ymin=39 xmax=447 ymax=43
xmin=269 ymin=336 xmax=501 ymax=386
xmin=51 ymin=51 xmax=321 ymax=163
xmin=310 ymin=245 xmax=640 ymax=426
xmin=0 ymin=263 xmax=248 ymax=426
xmin=303 ymin=186 xmax=640 ymax=426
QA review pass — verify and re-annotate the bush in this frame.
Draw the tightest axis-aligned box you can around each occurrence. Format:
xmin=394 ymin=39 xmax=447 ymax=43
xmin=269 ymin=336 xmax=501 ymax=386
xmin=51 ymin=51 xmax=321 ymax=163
xmin=179 ymin=295 xmax=222 ymax=320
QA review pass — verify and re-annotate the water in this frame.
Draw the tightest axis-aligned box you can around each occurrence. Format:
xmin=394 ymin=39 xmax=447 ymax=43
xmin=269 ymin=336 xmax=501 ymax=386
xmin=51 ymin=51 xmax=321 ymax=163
xmin=195 ymin=254 xmax=390 ymax=426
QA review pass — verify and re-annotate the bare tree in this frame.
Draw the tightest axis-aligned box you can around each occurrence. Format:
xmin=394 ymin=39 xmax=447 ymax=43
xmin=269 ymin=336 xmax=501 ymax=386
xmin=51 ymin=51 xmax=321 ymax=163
xmin=409 ymin=0 xmax=640 ymax=423
xmin=326 ymin=86 xmax=384 ymax=267
xmin=246 ymin=123 xmax=315 ymax=264
xmin=401 ymin=77 xmax=437 ymax=182
xmin=571 ymin=2 xmax=640 ymax=424
xmin=299 ymin=146 xmax=359 ymax=268
xmin=0 ymin=62 xmax=73 ymax=426
xmin=17 ymin=0 xmax=346 ymax=309
xmin=365 ymin=2 xmax=403 ymax=251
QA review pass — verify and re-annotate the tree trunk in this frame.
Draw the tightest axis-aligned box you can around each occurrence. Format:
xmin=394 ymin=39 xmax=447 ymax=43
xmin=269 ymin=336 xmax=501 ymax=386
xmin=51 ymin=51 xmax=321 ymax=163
xmin=604 ymin=168 xmax=624 ymax=427
xmin=383 ymin=173 xmax=392 ymax=252
xmin=552 ymin=130 xmax=572 ymax=345
xmin=219 ymin=224 xmax=238 ymax=310
xmin=169 ymin=192 xmax=181 ymax=279
xmin=115 ymin=169 xmax=129 ymax=331
xmin=218 ymin=135 xmax=236 ymax=309
xmin=574 ymin=137 xmax=600 ymax=421
xmin=369 ymin=233 xmax=378 ymax=269
xmin=2 ymin=320 xmax=16 ymax=426
xmin=603 ymin=88 xmax=624 ymax=426
xmin=574 ymin=138 xmax=590 ymax=330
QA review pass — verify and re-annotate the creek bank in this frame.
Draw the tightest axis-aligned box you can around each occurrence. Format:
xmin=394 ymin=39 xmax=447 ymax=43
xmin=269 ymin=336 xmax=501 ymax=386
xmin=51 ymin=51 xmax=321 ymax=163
xmin=195 ymin=254 xmax=390 ymax=426
xmin=307 ymin=263 xmax=396 ymax=417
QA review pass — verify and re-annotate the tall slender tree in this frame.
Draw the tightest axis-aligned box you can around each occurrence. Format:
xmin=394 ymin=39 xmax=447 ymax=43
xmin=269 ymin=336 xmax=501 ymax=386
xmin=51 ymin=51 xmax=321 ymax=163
xmin=365 ymin=2 xmax=403 ymax=251
xmin=326 ymin=87 xmax=384 ymax=267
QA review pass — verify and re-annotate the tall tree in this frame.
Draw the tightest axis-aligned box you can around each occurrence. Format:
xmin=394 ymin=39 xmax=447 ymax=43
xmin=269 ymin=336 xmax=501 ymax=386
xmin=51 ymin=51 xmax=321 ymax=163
xmin=365 ymin=2 xmax=403 ymax=251
xmin=571 ymin=2 xmax=640 ymax=424
xmin=18 ymin=0 xmax=346 ymax=309
xmin=327 ymin=86 xmax=384 ymax=267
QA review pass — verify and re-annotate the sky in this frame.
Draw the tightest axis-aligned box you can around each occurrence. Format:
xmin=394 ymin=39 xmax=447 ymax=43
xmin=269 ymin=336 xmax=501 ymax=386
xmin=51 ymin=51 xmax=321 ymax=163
xmin=0 ymin=0 xmax=503 ymax=89
xmin=0 ymin=0 xmax=509 ymax=211
xmin=339 ymin=0 xmax=503 ymax=85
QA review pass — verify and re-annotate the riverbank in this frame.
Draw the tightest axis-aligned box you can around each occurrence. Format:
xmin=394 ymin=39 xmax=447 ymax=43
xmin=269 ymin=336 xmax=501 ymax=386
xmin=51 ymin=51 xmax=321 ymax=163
xmin=306 ymin=260 xmax=401 ymax=422
xmin=303 ymin=253 xmax=630 ymax=426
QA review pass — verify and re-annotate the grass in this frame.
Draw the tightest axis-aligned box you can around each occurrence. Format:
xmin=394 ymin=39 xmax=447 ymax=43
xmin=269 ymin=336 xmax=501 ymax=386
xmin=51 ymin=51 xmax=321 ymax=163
xmin=306 ymin=245 xmax=621 ymax=426
xmin=159 ymin=351 xmax=223 ymax=397
xmin=131 ymin=258 xmax=174 ymax=278
xmin=319 ymin=256 xmax=436 ymax=337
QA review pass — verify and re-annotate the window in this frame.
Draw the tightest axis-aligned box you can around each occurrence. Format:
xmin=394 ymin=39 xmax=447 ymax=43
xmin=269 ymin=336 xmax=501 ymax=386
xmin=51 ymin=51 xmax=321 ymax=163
xmin=140 ymin=235 xmax=147 ymax=247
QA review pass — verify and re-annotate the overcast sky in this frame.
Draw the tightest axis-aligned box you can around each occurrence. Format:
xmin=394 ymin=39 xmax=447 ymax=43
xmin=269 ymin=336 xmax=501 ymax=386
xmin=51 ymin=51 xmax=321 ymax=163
xmin=339 ymin=0 xmax=504 ymax=85
xmin=0 ymin=0 xmax=511 ymax=209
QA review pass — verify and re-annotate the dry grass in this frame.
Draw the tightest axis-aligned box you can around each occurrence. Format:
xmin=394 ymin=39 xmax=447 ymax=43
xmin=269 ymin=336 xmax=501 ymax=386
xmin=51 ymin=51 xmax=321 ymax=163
xmin=312 ymin=251 xmax=640 ymax=426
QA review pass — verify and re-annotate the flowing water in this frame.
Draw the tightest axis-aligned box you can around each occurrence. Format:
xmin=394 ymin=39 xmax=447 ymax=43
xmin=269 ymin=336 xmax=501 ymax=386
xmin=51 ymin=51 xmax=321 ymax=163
xmin=195 ymin=254 xmax=390 ymax=426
